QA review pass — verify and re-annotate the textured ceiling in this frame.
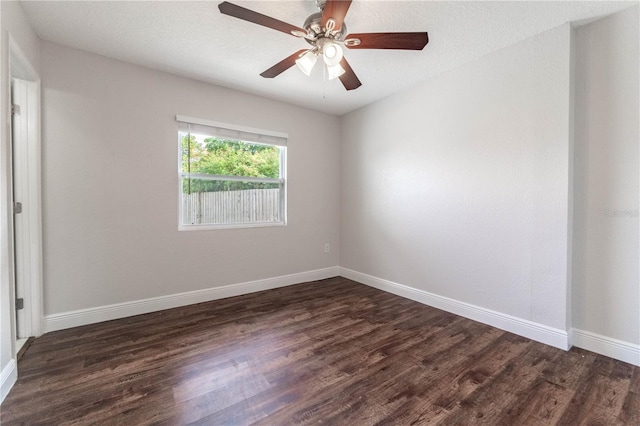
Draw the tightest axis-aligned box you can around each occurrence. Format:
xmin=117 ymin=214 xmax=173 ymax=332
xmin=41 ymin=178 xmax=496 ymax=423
xmin=21 ymin=0 xmax=635 ymax=115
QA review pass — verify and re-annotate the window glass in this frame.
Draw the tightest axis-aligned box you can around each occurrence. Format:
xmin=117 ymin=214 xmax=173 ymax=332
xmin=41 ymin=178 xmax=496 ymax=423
xmin=178 ymin=122 xmax=286 ymax=228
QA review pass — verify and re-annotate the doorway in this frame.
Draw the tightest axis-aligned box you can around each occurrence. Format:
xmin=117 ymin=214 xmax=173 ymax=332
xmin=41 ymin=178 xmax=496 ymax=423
xmin=8 ymin=40 xmax=43 ymax=356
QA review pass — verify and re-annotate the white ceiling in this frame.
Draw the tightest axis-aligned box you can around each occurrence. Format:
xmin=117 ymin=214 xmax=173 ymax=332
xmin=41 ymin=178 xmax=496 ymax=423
xmin=21 ymin=0 xmax=635 ymax=115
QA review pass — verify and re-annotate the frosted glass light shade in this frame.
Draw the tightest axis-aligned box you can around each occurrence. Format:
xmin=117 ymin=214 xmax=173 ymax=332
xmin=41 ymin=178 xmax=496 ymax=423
xmin=327 ymin=63 xmax=345 ymax=80
xmin=323 ymin=43 xmax=343 ymax=66
xmin=295 ymin=50 xmax=317 ymax=76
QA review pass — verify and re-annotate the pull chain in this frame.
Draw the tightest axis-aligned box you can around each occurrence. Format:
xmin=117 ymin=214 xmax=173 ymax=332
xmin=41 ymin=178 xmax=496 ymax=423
xmin=323 ymin=65 xmax=327 ymax=99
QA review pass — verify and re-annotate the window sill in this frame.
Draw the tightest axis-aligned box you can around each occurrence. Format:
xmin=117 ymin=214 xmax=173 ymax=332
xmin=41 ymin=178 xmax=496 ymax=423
xmin=178 ymin=221 xmax=286 ymax=231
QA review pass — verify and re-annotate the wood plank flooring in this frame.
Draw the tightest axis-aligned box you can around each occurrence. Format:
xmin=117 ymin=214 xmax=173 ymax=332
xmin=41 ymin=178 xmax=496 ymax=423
xmin=1 ymin=277 xmax=638 ymax=425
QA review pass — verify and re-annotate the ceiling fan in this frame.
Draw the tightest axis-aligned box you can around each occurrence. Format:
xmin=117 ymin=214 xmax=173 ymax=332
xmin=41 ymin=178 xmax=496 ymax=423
xmin=218 ymin=0 xmax=429 ymax=91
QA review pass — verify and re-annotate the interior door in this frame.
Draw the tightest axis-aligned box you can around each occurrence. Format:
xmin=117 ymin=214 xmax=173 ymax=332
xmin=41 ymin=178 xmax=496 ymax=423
xmin=10 ymin=78 xmax=30 ymax=345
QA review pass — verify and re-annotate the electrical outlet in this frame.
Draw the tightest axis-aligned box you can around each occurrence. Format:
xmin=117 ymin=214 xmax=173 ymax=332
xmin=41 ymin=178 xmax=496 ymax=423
xmin=324 ymin=243 xmax=330 ymax=253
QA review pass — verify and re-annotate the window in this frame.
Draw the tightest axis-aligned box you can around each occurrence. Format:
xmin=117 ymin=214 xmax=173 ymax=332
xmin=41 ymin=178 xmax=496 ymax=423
xmin=176 ymin=115 xmax=287 ymax=229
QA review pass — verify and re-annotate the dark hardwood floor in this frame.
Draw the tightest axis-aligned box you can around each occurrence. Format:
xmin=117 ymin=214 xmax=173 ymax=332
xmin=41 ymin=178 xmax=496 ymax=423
xmin=1 ymin=277 xmax=638 ymax=425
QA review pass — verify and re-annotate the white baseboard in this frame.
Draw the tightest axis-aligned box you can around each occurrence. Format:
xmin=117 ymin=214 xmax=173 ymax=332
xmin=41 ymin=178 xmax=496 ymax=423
xmin=340 ymin=267 xmax=570 ymax=350
xmin=31 ymin=266 xmax=640 ymax=368
xmin=44 ymin=267 xmax=339 ymax=333
xmin=1 ymin=359 xmax=17 ymax=404
xmin=572 ymin=329 xmax=640 ymax=366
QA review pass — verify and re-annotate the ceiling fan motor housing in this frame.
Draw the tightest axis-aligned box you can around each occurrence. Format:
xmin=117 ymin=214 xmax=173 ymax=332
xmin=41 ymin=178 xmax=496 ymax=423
xmin=302 ymin=12 xmax=347 ymax=45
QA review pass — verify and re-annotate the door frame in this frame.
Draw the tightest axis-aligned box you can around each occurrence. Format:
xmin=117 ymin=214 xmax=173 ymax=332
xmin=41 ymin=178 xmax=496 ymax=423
xmin=7 ymin=36 xmax=43 ymax=348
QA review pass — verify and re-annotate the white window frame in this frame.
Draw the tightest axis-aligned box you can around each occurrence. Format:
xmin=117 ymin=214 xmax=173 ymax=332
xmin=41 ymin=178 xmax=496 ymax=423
xmin=176 ymin=115 xmax=288 ymax=230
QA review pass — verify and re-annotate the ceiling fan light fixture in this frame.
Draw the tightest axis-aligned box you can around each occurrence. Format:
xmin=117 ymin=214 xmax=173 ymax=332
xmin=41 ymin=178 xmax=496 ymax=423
xmin=322 ymin=42 xmax=343 ymax=66
xmin=295 ymin=50 xmax=318 ymax=76
xmin=326 ymin=62 xmax=345 ymax=80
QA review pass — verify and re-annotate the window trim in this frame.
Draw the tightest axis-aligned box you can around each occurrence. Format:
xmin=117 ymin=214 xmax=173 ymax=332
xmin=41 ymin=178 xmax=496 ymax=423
xmin=176 ymin=115 xmax=288 ymax=231
xmin=176 ymin=115 xmax=288 ymax=145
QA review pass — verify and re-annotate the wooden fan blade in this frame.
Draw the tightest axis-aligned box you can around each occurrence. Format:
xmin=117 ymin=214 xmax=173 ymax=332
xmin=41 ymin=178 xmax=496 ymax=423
xmin=338 ymin=57 xmax=362 ymax=91
xmin=260 ymin=50 xmax=308 ymax=78
xmin=219 ymin=2 xmax=305 ymax=36
xmin=345 ymin=32 xmax=429 ymax=50
xmin=322 ymin=0 xmax=352 ymax=32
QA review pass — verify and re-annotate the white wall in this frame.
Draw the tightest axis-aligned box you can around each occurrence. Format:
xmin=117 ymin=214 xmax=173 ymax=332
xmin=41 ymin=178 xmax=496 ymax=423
xmin=0 ymin=0 xmax=40 ymax=401
xmin=40 ymin=41 xmax=340 ymax=318
xmin=572 ymin=7 xmax=639 ymax=354
xmin=341 ymin=24 xmax=574 ymax=346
